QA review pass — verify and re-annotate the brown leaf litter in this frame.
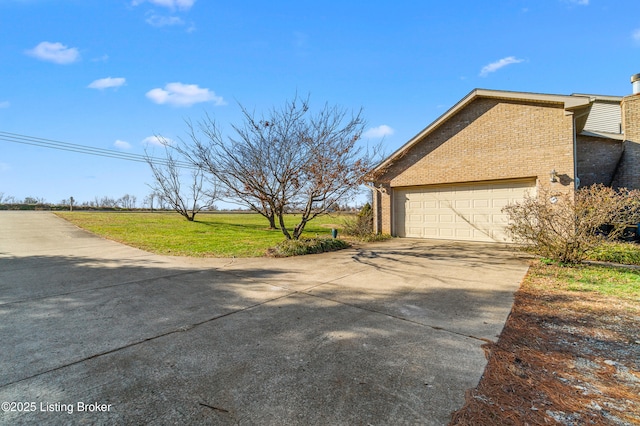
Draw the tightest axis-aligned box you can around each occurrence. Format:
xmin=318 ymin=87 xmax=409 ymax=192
xmin=450 ymin=262 xmax=640 ymax=425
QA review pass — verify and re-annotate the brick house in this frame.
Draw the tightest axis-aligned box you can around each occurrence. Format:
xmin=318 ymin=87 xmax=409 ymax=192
xmin=367 ymin=76 xmax=640 ymax=242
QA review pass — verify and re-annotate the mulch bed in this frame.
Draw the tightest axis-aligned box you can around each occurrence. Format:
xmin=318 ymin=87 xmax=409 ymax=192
xmin=449 ymin=262 xmax=640 ymax=425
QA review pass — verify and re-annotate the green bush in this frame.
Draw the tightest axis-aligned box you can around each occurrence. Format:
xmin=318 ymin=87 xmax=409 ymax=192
xmin=342 ymin=203 xmax=374 ymax=237
xmin=586 ymin=242 xmax=640 ymax=266
xmin=268 ymin=238 xmax=350 ymax=257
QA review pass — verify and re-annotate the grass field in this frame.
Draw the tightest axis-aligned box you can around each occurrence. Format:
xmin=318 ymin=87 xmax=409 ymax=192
xmin=56 ymin=211 xmax=352 ymax=257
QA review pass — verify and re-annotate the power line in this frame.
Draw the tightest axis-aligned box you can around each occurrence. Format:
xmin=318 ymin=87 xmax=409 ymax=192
xmin=0 ymin=131 xmax=197 ymax=169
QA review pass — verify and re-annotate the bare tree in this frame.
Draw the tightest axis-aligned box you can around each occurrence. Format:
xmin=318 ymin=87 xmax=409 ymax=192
xmin=181 ymin=96 xmax=378 ymax=239
xmin=99 ymin=196 xmax=117 ymax=208
xmin=117 ymin=194 xmax=137 ymax=209
xmin=61 ymin=197 xmax=75 ymax=211
xmin=145 ymin=139 xmax=217 ymax=221
xmin=182 ymin=98 xmax=309 ymax=229
xmin=286 ymin=103 xmax=375 ymax=239
xmin=144 ymin=192 xmax=163 ymax=211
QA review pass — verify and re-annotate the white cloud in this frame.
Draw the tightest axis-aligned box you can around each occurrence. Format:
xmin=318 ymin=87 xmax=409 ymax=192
xmin=0 ymin=101 xmax=9 ymax=108
xmin=142 ymin=136 xmax=173 ymax=146
xmin=92 ymin=54 xmax=110 ymax=62
xmin=479 ymin=56 xmax=524 ymax=77
xmin=146 ymin=82 xmax=225 ymax=107
xmin=114 ymin=140 xmax=132 ymax=150
xmin=633 ymin=28 xmax=640 ymax=44
xmin=25 ymin=41 xmax=80 ymax=64
xmin=0 ymin=162 xmax=10 ymax=173
xmin=567 ymin=0 xmax=588 ymax=5
xmin=132 ymin=0 xmax=195 ymax=10
xmin=363 ymin=125 xmax=394 ymax=139
xmin=88 ymin=77 xmax=126 ymax=90
xmin=146 ymin=14 xmax=184 ymax=27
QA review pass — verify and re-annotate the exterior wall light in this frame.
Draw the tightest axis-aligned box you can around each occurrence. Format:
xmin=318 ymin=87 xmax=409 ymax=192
xmin=550 ymin=169 xmax=558 ymax=183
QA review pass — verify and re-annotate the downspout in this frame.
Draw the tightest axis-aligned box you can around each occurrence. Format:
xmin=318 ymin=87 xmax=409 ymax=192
xmin=573 ymin=114 xmax=578 ymax=190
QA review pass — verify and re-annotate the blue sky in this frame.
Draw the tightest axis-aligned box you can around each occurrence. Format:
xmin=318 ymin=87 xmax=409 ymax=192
xmin=1 ymin=0 xmax=639 ymax=207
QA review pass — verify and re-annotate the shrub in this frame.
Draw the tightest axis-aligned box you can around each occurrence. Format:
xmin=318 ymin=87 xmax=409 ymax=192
xmin=268 ymin=238 xmax=350 ymax=257
xmin=586 ymin=241 xmax=640 ymax=266
xmin=503 ymin=184 xmax=640 ymax=263
xmin=342 ymin=203 xmax=374 ymax=237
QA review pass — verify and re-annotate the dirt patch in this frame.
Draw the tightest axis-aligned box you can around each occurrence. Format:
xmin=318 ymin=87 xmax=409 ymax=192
xmin=450 ymin=262 xmax=640 ymax=425
xmin=317 ymin=223 xmax=343 ymax=229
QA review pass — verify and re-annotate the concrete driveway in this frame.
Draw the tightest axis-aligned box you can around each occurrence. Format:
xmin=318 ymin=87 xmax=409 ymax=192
xmin=0 ymin=211 xmax=529 ymax=425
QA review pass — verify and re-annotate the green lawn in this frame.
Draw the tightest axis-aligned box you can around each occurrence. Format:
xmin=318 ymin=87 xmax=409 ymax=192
xmin=586 ymin=241 xmax=640 ymax=266
xmin=529 ymin=261 xmax=640 ymax=302
xmin=56 ymin=211 xmax=351 ymax=257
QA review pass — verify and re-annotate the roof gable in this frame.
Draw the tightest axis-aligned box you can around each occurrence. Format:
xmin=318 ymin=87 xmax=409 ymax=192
xmin=368 ymin=89 xmax=593 ymax=178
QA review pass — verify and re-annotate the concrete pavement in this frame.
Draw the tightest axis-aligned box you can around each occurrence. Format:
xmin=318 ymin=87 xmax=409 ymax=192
xmin=0 ymin=211 xmax=530 ymax=425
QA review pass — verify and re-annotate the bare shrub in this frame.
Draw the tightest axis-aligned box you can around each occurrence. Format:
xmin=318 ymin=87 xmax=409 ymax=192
xmin=342 ymin=203 xmax=373 ymax=238
xmin=503 ymin=184 xmax=640 ymax=263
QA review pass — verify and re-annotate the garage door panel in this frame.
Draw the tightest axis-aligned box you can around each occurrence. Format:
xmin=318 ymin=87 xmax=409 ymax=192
xmin=471 ymin=214 xmax=491 ymax=224
xmin=439 ymin=229 xmax=454 ymax=237
xmin=491 ymin=198 xmax=510 ymax=208
xmin=454 ymin=215 xmax=470 ymax=224
xmin=438 ymin=214 xmax=454 ymax=223
xmin=407 ymin=227 xmax=423 ymax=237
xmin=472 ymin=199 xmax=490 ymax=208
xmin=394 ymin=180 xmax=535 ymax=242
xmin=423 ymin=227 xmax=438 ymax=237
xmin=454 ymin=199 xmax=471 ymax=208
xmin=455 ymin=229 xmax=472 ymax=238
xmin=492 ymin=214 xmax=508 ymax=224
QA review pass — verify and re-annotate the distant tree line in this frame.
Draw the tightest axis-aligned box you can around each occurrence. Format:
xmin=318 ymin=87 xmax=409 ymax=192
xmin=0 ymin=192 xmax=177 ymax=211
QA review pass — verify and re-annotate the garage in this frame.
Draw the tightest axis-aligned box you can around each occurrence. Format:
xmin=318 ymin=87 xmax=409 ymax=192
xmin=393 ymin=179 xmax=536 ymax=242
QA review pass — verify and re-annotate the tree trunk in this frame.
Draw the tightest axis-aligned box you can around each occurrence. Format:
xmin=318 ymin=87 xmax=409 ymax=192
xmin=278 ymin=213 xmax=292 ymax=239
xmin=267 ymin=214 xmax=277 ymax=229
xmin=293 ymin=219 xmax=306 ymax=240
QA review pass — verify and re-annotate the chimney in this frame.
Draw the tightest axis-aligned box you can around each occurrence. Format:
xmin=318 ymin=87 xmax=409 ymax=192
xmin=633 ymin=73 xmax=640 ymax=95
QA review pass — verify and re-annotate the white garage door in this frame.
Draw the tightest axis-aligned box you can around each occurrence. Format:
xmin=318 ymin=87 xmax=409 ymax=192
xmin=393 ymin=180 xmax=536 ymax=242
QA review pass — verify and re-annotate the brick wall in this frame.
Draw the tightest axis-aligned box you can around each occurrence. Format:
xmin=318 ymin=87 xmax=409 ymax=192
xmin=613 ymin=94 xmax=640 ymax=190
xmin=576 ymin=136 xmax=624 ymax=187
xmin=373 ymin=98 xmax=576 ymax=234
